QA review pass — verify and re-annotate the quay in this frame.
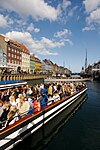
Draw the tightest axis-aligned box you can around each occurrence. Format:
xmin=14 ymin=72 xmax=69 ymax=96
xmin=0 ymin=74 xmax=48 ymax=81
xmin=0 ymin=74 xmax=49 ymax=86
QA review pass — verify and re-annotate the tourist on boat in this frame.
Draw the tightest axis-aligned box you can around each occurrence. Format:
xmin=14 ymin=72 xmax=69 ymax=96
xmin=26 ymin=95 xmax=34 ymax=114
xmin=1 ymin=91 xmax=7 ymax=102
xmin=9 ymin=95 xmax=16 ymax=106
xmin=7 ymin=105 xmax=18 ymax=125
xmin=39 ymin=92 xmax=48 ymax=109
xmin=17 ymin=96 xmax=30 ymax=117
xmin=48 ymin=83 xmax=53 ymax=96
xmin=47 ymin=94 xmax=54 ymax=105
xmin=16 ymin=94 xmax=23 ymax=106
xmin=40 ymin=83 xmax=47 ymax=95
xmin=0 ymin=105 xmax=18 ymax=130
xmin=0 ymin=102 xmax=11 ymax=128
xmin=53 ymin=91 xmax=60 ymax=102
xmin=33 ymin=94 xmax=41 ymax=112
xmin=14 ymin=87 xmax=20 ymax=98
xmin=26 ymin=87 xmax=33 ymax=96
xmin=0 ymin=100 xmax=4 ymax=117
xmin=53 ymin=83 xmax=57 ymax=93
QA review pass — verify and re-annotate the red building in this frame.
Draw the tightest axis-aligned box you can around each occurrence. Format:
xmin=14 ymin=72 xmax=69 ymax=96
xmin=7 ymin=40 xmax=22 ymax=70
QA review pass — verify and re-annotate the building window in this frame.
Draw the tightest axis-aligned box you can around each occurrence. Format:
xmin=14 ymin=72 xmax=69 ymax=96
xmin=8 ymin=53 xmax=10 ymax=57
xmin=8 ymin=47 xmax=10 ymax=50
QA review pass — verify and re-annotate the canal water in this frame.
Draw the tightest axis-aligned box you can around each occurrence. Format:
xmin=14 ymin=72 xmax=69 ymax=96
xmin=13 ymin=81 xmax=100 ymax=150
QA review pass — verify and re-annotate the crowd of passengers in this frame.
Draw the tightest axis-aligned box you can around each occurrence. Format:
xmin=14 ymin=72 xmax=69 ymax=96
xmin=0 ymin=82 xmax=86 ymax=130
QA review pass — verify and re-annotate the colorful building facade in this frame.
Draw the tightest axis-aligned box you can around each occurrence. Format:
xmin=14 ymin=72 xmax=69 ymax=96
xmin=7 ymin=40 xmax=22 ymax=70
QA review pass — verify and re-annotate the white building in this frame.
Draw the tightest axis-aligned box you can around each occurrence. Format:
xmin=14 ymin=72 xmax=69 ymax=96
xmin=20 ymin=44 xmax=30 ymax=72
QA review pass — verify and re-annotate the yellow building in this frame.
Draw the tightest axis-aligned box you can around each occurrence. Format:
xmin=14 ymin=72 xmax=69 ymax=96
xmin=31 ymin=54 xmax=42 ymax=73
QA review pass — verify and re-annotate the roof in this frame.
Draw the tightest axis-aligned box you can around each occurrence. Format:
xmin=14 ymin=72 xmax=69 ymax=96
xmin=19 ymin=44 xmax=30 ymax=55
xmin=0 ymin=34 xmax=5 ymax=41
xmin=0 ymin=34 xmax=30 ymax=55
xmin=43 ymin=59 xmax=54 ymax=66
xmin=30 ymin=54 xmax=41 ymax=63
xmin=10 ymin=40 xmax=30 ymax=54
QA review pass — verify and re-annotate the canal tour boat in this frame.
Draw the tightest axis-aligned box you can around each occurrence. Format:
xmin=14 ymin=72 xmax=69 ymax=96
xmin=0 ymin=80 xmax=27 ymax=90
xmin=0 ymin=86 xmax=87 ymax=150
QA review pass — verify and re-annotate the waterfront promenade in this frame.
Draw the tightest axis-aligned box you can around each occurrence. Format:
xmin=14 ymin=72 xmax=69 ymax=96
xmin=0 ymin=74 xmax=48 ymax=83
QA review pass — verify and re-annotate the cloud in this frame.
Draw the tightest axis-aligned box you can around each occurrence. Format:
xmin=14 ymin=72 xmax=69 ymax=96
xmin=57 ymin=0 xmax=71 ymax=23
xmin=27 ymin=23 xmax=40 ymax=32
xmin=83 ymin=0 xmax=100 ymax=25
xmin=82 ymin=25 xmax=95 ymax=32
xmin=0 ymin=0 xmax=58 ymax=21
xmin=86 ymin=8 xmax=100 ymax=24
xmin=54 ymin=28 xmax=73 ymax=45
xmin=63 ymin=39 xmax=73 ymax=46
xmin=41 ymin=37 xmax=64 ymax=48
xmin=0 ymin=0 xmax=72 ymax=23
xmin=5 ymin=31 xmax=66 ymax=55
xmin=68 ymin=6 xmax=78 ymax=17
xmin=0 ymin=14 xmax=8 ymax=27
xmin=83 ymin=0 xmax=100 ymax=13
xmin=54 ymin=29 xmax=71 ymax=38
xmin=57 ymin=0 xmax=71 ymax=12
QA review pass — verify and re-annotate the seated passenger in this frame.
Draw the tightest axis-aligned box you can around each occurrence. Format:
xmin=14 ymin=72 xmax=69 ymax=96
xmin=7 ymin=105 xmax=18 ymax=125
xmin=0 ymin=102 xmax=11 ymax=129
xmin=47 ymin=94 xmax=54 ymax=105
xmin=17 ymin=96 xmax=30 ymax=117
xmin=39 ymin=93 xmax=48 ymax=109
xmin=16 ymin=94 xmax=23 ymax=106
xmin=33 ymin=94 xmax=41 ymax=112
xmin=9 ymin=95 xmax=16 ymax=106
xmin=53 ymin=92 xmax=60 ymax=102
xmin=0 ymin=100 xmax=4 ymax=117
xmin=0 ymin=102 xmax=10 ymax=122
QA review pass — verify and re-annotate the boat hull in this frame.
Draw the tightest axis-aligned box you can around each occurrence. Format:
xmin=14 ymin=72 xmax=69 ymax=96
xmin=0 ymin=88 xmax=87 ymax=150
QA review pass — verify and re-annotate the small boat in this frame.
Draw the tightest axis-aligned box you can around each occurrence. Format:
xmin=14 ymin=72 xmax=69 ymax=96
xmin=0 ymin=80 xmax=27 ymax=90
xmin=0 ymin=86 xmax=87 ymax=150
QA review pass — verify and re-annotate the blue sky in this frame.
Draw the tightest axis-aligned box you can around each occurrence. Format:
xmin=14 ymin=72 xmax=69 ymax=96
xmin=0 ymin=0 xmax=100 ymax=72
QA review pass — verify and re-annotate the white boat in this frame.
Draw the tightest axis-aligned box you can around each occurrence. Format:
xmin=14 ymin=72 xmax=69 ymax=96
xmin=0 ymin=87 xmax=87 ymax=150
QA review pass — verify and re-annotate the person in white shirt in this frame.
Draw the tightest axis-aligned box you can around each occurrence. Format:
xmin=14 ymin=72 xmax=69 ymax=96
xmin=47 ymin=95 xmax=54 ymax=105
xmin=17 ymin=96 xmax=30 ymax=117
xmin=53 ymin=92 xmax=60 ymax=102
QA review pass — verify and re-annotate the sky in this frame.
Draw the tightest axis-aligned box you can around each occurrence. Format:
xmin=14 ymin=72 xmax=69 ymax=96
xmin=0 ymin=0 xmax=100 ymax=73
